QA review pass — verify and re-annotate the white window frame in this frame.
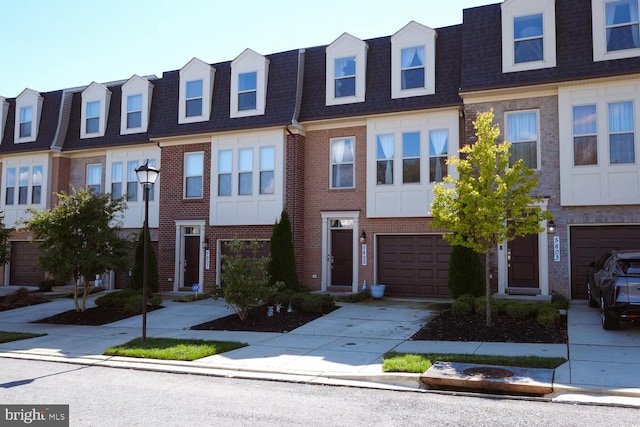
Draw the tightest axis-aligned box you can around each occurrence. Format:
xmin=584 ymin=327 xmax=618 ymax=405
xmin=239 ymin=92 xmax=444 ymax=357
xmin=120 ymin=75 xmax=153 ymax=135
xmin=572 ymin=104 xmax=599 ymax=166
xmin=4 ymin=167 xmax=15 ymax=206
xmin=184 ymin=152 xmax=204 ymax=199
xmin=110 ymin=161 xmax=123 ymax=200
xmin=330 ymin=137 xmax=355 ymax=189
xmin=87 ymin=163 xmax=102 ymax=194
xmin=391 ymin=21 xmax=436 ymax=99
xmin=230 ymin=49 xmax=269 ymax=118
xmin=14 ymin=89 xmax=43 ymax=143
xmin=81 ymin=82 xmax=111 ymax=139
xmin=501 ymin=0 xmax=556 ymax=73
xmin=505 ymin=109 xmax=541 ymax=170
xmin=326 ymin=33 xmax=368 ymax=106
xmin=178 ymin=57 xmax=215 ymax=124
xmin=593 ymin=0 xmax=640 ymax=61
xmin=210 ymin=130 xmax=284 ymax=226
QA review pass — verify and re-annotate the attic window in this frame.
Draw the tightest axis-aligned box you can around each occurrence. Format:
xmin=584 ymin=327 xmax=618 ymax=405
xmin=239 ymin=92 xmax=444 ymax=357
xmin=391 ymin=21 xmax=435 ymax=99
xmin=178 ymin=58 xmax=215 ymax=124
xmin=19 ymin=106 xmax=32 ymax=138
xmin=514 ymin=14 xmax=544 ymax=63
xmin=230 ymin=49 xmax=269 ymax=118
xmin=400 ymin=47 xmax=425 ymax=89
xmin=334 ymin=57 xmax=356 ymax=97
xmin=86 ymin=101 xmax=100 ymax=134
xmin=325 ymin=33 xmax=367 ymax=106
xmin=238 ymin=72 xmax=257 ymax=111
xmin=606 ymin=0 xmax=640 ymax=51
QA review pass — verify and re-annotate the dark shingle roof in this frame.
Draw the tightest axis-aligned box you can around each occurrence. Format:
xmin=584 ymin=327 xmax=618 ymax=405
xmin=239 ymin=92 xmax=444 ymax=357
xmin=0 ymin=90 xmax=63 ymax=153
xmin=299 ymin=25 xmax=463 ymax=121
xmin=460 ymin=0 xmax=640 ymax=93
xmin=149 ymin=49 xmax=300 ymax=139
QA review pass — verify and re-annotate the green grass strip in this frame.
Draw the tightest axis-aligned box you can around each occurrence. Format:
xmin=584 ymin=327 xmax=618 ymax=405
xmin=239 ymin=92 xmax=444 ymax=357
xmin=0 ymin=331 xmax=46 ymax=343
xmin=105 ymin=337 xmax=247 ymax=361
xmin=383 ymin=352 xmax=567 ymax=373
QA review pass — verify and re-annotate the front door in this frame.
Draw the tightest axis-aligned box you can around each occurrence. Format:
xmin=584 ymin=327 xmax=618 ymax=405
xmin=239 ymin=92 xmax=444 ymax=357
xmin=183 ymin=235 xmax=200 ymax=288
xmin=330 ymin=229 xmax=353 ymax=286
xmin=508 ymin=234 xmax=539 ymax=288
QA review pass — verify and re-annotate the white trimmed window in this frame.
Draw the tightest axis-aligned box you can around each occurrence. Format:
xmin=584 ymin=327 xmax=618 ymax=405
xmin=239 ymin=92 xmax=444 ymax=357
xmin=501 ymin=0 xmax=556 ymax=73
xmin=87 ymin=164 xmax=102 ymax=194
xmin=4 ymin=164 xmax=43 ymax=206
xmin=608 ymin=101 xmax=635 ymax=164
xmin=81 ymin=82 xmax=111 ymax=139
xmin=429 ymin=130 xmax=449 ymax=182
xmin=403 ymin=132 xmax=421 ymax=184
xmin=391 ymin=21 xmax=436 ymax=99
xmin=326 ymin=33 xmax=368 ymax=106
xmin=593 ymin=0 xmax=640 ymax=60
xmin=376 ymin=134 xmax=395 ymax=185
xmin=184 ymin=152 xmax=204 ymax=198
xmin=330 ymin=137 xmax=355 ymax=189
xmin=111 ymin=162 xmax=123 ymax=199
xmin=31 ymin=166 xmax=42 ymax=204
xmin=178 ymin=58 xmax=215 ymax=124
xmin=506 ymin=110 xmax=540 ymax=169
xmin=14 ymin=89 xmax=43 ymax=143
xmin=230 ymin=49 xmax=269 ymax=118
xmin=126 ymin=161 xmax=139 ymax=201
xmin=120 ymin=75 xmax=153 ymax=135
xmin=572 ymin=105 xmax=598 ymax=166
xmin=4 ymin=168 xmax=15 ymax=205
xmin=211 ymin=131 xmax=284 ymax=226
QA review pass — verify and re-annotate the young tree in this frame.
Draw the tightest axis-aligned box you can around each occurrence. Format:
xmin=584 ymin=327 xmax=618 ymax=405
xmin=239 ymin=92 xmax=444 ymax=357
xmin=267 ymin=209 xmax=300 ymax=291
xmin=432 ymin=110 xmax=552 ymax=326
xmin=220 ymin=239 xmax=283 ymax=321
xmin=130 ymin=228 xmax=159 ymax=293
xmin=20 ymin=188 xmax=130 ymax=312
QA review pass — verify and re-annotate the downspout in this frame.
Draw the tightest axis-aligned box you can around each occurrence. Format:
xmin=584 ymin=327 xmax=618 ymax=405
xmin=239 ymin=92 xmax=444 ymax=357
xmin=285 ymin=48 xmax=305 ymax=231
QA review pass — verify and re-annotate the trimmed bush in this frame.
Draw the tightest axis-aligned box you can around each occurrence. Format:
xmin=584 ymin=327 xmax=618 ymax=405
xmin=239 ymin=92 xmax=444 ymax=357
xmin=448 ymin=245 xmax=485 ymax=299
xmin=95 ymin=290 xmax=161 ymax=313
xmin=452 ymin=294 xmax=475 ymax=316
xmin=300 ymin=293 xmax=335 ymax=314
xmin=473 ymin=296 xmax=498 ymax=317
xmin=505 ymin=302 xmax=538 ymax=319
xmin=537 ymin=304 xmax=560 ymax=328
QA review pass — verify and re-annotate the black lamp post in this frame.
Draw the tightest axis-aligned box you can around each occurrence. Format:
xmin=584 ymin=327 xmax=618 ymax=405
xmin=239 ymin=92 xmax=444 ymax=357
xmin=135 ymin=160 xmax=160 ymax=343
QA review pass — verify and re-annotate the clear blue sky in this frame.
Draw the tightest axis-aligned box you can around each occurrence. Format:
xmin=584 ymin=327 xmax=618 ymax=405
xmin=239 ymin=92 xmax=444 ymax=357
xmin=0 ymin=0 xmax=495 ymax=97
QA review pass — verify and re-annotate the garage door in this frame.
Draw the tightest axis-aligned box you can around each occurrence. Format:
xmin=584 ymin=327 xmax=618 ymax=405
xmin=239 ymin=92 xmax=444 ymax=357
xmin=377 ymin=235 xmax=452 ymax=298
xmin=570 ymin=225 xmax=640 ymax=299
xmin=10 ymin=241 xmax=47 ymax=286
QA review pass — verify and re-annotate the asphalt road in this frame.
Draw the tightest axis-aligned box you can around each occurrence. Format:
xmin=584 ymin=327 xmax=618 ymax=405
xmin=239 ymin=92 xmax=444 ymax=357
xmin=1 ymin=359 xmax=638 ymax=426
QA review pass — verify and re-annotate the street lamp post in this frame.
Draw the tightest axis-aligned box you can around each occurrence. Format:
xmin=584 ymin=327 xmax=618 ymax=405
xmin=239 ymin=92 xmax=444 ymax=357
xmin=135 ymin=160 xmax=160 ymax=343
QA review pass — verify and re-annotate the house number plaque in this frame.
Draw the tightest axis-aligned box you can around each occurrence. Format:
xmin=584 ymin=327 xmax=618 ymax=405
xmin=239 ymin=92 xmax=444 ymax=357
xmin=361 ymin=244 xmax=367 ymax=266
xmin=553 ymin=236 xmax=560 ymax=262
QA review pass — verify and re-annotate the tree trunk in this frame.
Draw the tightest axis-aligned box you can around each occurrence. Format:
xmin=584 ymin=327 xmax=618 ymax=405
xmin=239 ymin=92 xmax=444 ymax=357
xmin=485 ymin=251 xmax=492 ymax=327
xmin=81 ymin=280 xmax=88 ymax=312
xmin=73 ymin=276 xmax=80 ymax=312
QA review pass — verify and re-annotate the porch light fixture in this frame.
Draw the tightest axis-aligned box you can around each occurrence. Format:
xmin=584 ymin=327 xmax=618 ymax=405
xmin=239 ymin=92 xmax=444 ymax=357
xmin=360 ymin=231 xmax=367 ymax=244
xmin=548 ymin=220 xmax=556 ymax=234
xmin=203 ymin=237 xmax=209 ymax=249
xmin=135 ymin=160 xmax=160 ymax=343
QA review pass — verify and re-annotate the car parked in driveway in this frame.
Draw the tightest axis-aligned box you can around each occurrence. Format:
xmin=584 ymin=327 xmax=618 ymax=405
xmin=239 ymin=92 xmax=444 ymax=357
xmin=587 ymin=250 xmax=640 ymax=330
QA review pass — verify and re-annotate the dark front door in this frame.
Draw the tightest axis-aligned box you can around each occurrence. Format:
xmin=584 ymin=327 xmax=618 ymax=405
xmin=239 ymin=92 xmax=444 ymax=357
xmin=508 ymin=234 xmax=539 ymax=288
xmin=330 ymin=229 xmax=353 ymax=286
xmin=183 ymin=236 xmax=200 ymax=288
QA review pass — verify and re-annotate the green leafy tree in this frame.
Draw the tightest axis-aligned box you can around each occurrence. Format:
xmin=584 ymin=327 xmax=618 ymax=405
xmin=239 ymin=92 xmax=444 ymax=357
xmin=0 ymin=212 xmax=13 ymax=266
xmin=267 ymin=209 xmax=300 ymax=291
xmin=130 ymin=228 xmax=159 ymax=293
xmin=448 ymin=245 xmax=485 ymax=299
xmin=221 ymin=239 xmax=283 ymax=321
xmin=432 ymin=110 xmax=552 ymax=326
xmin=20 ymin=188 xmax=130 ymax=312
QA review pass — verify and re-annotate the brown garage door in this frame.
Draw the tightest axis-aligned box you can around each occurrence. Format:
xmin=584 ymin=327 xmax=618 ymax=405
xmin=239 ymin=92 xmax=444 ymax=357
xmin=10 ymin=241 xmax=47 ymax=286
xmin=570 ymin=225 xmax=640 ymax=299
xmin=377 ymin=235 xmax=452 ymax=298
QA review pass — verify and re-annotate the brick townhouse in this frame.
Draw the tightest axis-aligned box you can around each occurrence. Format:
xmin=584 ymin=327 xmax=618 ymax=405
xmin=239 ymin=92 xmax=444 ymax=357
xmin=1 ymin=0 xmax=640 ymax=302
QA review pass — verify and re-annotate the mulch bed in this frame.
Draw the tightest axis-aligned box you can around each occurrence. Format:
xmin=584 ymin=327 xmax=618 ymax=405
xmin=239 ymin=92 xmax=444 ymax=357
xmin=410 ymin=309 xmax=568 ymax=343
xmin=33 ymin=306 xmax=163 ymax=326
xmin=0 ymin=291 xmax=50 ymax=312
xmin=191 ymin=304 xmax=337 ymax=333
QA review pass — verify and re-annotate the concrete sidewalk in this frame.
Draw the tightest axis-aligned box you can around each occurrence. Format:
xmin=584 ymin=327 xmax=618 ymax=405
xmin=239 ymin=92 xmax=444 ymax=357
xmin=1 ymin=288 xmax=639 ymax=406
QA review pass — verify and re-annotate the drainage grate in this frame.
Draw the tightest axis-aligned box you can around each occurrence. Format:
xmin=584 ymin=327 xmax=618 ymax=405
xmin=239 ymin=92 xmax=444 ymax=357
xmin=462 ymin=367 xmax=515 ymax=379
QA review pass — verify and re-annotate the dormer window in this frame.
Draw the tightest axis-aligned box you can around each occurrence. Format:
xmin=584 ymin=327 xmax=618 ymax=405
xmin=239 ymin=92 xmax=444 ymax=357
xmin=178 ymin=58 xmax=215 ymax=124
xmin=326 ymin=33 xmax=368 ymax=105
xmin=606 ymin=0 xmax=639 ymax=51
xmin=0 ymin=97 xmax=8 ymax=144
xmin=19 ymin=106 xmax=33 ymax=138
xmin=501 ymin=0 xmax=556 ymax=73
xmin=14 ymin=89 xmax=43 ymax=143
xmin=86 ymin=101 xmax=100 ymax=134
xmin=238 ymin=72 xmax=257 ymax=111
xmin=514 ymin=14 xmax=544 ymax=63
xmin=230 ymin=49 xmax=269 ymax=118
xmin=334 ymin=57 xmax=356 ymax=97
xmin=186 ymin=80 xmax=203 ymax=117
xmin=120 ymin=75 xmax=153 ymax=135
xmin=126 ymin=95 xmax=142 ymax=128
xmin=391 ymin=22 xmax=436 ymax=99
xmin=81 ymin=82 xmax=111 ymax=139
